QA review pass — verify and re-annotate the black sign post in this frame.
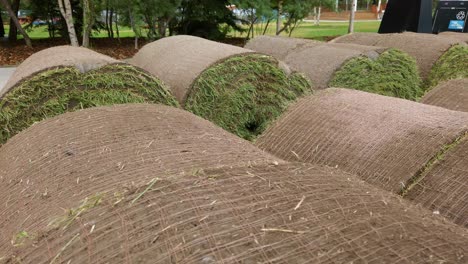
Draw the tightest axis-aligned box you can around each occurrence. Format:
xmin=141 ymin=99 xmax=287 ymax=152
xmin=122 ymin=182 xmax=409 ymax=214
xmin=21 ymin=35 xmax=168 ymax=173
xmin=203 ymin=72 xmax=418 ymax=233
xmin=433 ymin=0 xmax=468 ymax=33
xmin=379 ymin=0 xmax=433 ymax=33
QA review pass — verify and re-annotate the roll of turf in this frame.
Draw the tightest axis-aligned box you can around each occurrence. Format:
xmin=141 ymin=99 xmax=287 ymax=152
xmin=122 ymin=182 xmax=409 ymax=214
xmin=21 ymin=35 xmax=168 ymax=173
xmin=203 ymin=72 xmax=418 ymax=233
xmin=0 ymin=104 xmax=283 ymax=257
xmin=0 ymin=46 xmax=178 ymax=144
xmin=331 ymin=32 xmax=465 ymax=80
xmin=1 ymin=117 xmax=467 ymax=263
xmin=131 ymin=35 xmax=312 ymax=140
xmin=256 ymin=88 xmax=468 ymax=226
xmin=427 ymin=44 xmax=468 ymax=88
xmin=246 ymin=36 xmax=422 ymax=100
xmin=421 ymin=79 xmax=468 ymax=112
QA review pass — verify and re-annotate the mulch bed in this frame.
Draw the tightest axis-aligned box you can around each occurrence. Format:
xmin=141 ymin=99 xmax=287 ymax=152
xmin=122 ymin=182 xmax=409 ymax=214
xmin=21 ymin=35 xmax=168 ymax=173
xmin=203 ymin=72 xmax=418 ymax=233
xmin=0 ymin=37 xmax=247 ymax=66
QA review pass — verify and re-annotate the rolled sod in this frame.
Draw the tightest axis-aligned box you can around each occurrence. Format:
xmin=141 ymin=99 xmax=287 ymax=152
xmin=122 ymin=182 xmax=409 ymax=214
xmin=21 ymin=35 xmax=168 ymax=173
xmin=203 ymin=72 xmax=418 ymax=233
xmin=332 ymin=32 xmax=464 ymax=79
xmin=1 ymin=45 xmax=118 ymax=96
xmin=421 ymin=79 xmax=468 ymax=112
xmin=1 ymin=114 xmax=467 ymax=263
xmin=427 ymin=44 xmax=468 ymax=88
xmin=246 ymin=36 xmax=383 ymax=89
xmin=0 ymin=64 xmax=178 ymax=144
xmin=0 ymin=104 xmax=283 ymax=257
xmin=438 ymin=31 xmax=468 ymax=43
xmin=131 ymin=35 xmax=312 ymax=140
xmin=330 ymin=49 xmax=423 ymax=100
xmin=256 ymin=88 xmax=468 ymax=226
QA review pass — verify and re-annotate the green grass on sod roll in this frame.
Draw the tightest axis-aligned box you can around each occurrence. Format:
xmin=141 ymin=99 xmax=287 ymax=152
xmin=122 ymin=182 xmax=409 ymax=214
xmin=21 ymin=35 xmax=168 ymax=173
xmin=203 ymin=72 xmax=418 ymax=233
xmin=185 ymin=54 xmax=312 ymax=141
xmin=427 ymin=44 xmax=468 ymax=89
xmin=329 ymin=49 xmax=423 ymax=100
xmin=0 ymin=64 xmax=178 ymax=144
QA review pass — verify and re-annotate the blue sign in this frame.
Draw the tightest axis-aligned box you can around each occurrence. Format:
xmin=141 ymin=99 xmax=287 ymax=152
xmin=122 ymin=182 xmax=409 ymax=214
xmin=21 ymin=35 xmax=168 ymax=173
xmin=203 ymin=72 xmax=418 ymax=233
xmin=448 ymin=20 xmax=465 ymax=29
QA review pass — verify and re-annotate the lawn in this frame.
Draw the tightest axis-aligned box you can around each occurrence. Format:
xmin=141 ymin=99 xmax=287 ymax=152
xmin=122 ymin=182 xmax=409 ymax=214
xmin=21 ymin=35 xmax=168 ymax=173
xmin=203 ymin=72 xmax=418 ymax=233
xmin=4 ymin=20 xmax=381 ymax=41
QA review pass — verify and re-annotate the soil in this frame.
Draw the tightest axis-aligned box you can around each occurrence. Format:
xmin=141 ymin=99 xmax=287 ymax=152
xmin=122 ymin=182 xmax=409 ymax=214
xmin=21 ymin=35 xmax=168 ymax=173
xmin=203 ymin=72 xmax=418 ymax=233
xmin=421 ymin=79 xmax=468 ymax=112
xmin=0 ymin=104 xmax=283 ymax=257
xmin=3 ymin=163 xmax=467 ymax=263
xmin=130 ymin=35 xmax=255 ymax=104
xmin=331 ymin=32 xmax=464 ymax=79
xmin=0 ymin=37 xmax=247 ymax=67
xmin=256 ymin=88 xmax=468 ymax=196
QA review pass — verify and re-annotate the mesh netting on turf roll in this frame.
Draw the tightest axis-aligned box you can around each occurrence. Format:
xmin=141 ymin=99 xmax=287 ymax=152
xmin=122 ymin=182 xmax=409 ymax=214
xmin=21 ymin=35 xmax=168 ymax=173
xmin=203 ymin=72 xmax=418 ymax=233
xmin=427 ymin=44 xmax=468 ymax=88
xmin=0 ymin=47 xmax=178 ymax=145
xmin=131 ymin=35 xmax=312 ymax=140
xmin=245 ymin=36 xmax=422 ymax=99
xmin=1 ymin=45 xmax=118 ymax=96
xmin=0 ymin=104 xmax=283 ymax=257
xmin=421 ymin=79 xmax=468 ymax=112
xmin=256 ymin=89 xmax=468 ymax=197
xmin=438 ymin=31 xmax=468 ymax=43
xmin=2 ymin=163 xmax=468 ymax=263
xmin=404 ymin=135 xmax=468 ymax=227
xmin=331 ymin=32 xmax=465 ymax=79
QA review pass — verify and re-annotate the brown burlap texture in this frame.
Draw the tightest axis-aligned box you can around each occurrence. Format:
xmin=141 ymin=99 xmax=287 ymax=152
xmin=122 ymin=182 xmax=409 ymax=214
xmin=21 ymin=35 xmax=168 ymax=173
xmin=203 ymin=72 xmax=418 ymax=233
xmin=130 ymin=35 xmax=255 ymax=103
xmin=256 ymin=88 xmax=468 ymax=196
xmin=0 ymin=104 xmax=282 ymax=256
xmin=438 ymin=31 xmax=468 ymax=43
xmin=405 ymin=136 xmax=468 ymax=227
xmin=1 ymin=46 xmax=118 ymax=98
xmin=421 ymin=78 xmax=468 ymax=112
xmin=3 ymin=163 xmax=467 ymax=263
xmin=245 ymin=36 xmax=382 ymax=89
xmin=331 ymin=32 xmax=464 ymax=79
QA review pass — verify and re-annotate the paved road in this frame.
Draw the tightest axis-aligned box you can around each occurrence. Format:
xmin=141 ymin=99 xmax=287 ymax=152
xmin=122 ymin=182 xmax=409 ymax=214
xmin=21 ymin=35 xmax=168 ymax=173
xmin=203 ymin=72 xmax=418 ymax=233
xmin=0 ymin=67 xmax=16 ymax=94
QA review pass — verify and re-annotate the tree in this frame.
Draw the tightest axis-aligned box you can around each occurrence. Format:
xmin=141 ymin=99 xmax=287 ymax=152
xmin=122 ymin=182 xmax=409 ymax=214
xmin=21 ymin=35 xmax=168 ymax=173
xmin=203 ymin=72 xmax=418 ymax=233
xmin=82 ymin=0 xmax=94 ymax=47
xmin=233 ymin=0 xmax=272 ymax=38
xmin=58 ymin=0 xmax=79 ymax=46
xmin=0 ymin=0 xmax=32 ymax=47
xmin=0 ymin=7 xmax=5 ymax=37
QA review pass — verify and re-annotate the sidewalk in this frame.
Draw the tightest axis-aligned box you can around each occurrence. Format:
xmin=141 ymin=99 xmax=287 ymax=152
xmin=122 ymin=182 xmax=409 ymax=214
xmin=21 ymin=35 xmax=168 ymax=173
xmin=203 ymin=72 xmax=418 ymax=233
xmin=0 ymin=67 xmax=16 ymax=94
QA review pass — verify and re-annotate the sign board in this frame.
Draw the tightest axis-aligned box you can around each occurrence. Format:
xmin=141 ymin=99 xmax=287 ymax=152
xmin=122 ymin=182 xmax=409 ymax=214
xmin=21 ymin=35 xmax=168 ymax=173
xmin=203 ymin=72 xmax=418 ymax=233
xmin=433 ymin=0 xmax=468 ymax=33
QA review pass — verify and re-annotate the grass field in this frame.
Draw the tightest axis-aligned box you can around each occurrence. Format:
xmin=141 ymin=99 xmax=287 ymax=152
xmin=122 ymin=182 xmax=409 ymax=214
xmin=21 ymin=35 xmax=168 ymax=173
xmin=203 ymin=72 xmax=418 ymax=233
xmin=231 ymin=21 xmax=381 ymax=40
xmin=4 ymin=20 xmax=381 ymax=41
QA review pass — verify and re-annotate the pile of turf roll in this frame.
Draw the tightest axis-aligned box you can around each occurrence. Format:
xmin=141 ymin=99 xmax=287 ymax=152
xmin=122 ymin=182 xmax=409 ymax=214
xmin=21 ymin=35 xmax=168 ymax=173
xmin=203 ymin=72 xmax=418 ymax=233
xmin=245 ymin=36 xmax=422 ymax=100
xmin=0 ymin=46 xmax=177 ymax=144
xmin=256 ymin=88 xmax=468 ymax=227
xmin=426 ymin=44 xmax=468 ymax=88
xmin=421 ymin=79 xmax=468 ymax=112
xmin=131 ymin=35 xmax=312 ymax=140
xmin=0 ymin=104 xmax=467 ymax=263
xmin=331 ymin=32 xmax=466 ymax=80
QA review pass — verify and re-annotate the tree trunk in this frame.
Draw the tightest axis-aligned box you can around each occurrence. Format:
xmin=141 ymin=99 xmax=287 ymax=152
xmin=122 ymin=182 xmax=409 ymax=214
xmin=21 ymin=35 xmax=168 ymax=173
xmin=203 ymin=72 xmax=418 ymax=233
xmin=276 ymin=0 xmax=283 ymax=35
xmin=317 ymin=6 xmax=321 ymax=26
xmin=0 ymin=9 xmax=5 ymax=37
xmin=377 ymin=0 xmax=382 ymax=19
xmin=109 ymin=8 xmax=114 ymax=39
xmin=7 ymin=0 xmax=19 ymax=41
xmin=82 ymin=0 xmax=94 ymax=48
xmin=115 ymin=13 xmax=120 ymax=41
xmin=128 ymin=8 xmax=139 ymax=49
xmin=0 ymin=0 xmax=32 ymax=47
xmin=58 ymin=0 xmax=79 ymax=46
xmin=262 ymin=18 xmax=271 ymax=35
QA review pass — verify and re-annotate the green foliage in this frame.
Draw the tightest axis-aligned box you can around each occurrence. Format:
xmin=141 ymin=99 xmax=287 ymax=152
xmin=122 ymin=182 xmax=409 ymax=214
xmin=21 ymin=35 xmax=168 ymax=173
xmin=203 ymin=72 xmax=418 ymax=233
xmin=330 ymin=49 xmax=423 ymax=100
xmin=0 ymin=64 xmax=178 ymax=144
xmin=185 ymin=54 xmax=312 ymax=140
xmin=427 ymin=44 xmax=468 ymax=89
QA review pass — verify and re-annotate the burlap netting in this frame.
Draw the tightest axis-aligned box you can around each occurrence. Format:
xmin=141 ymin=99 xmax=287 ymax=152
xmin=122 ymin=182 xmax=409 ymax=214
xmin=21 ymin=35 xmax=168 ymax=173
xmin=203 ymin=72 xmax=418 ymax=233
xmin=130 ymin=35 xmax=256 ymax=103
xmin=405 ymin=136 xmax=468 ymax=227
xmin=438 ymin=31 xmax=468 ymax=43
xmin=331 ymin=32 xmax=465 ymax=79
xmin=1 ymin=46 xmax=119 ymax=98
xmin=3 ymin=163 xmax=468 ymax=263
xmin=421 ymin=79 xmax=468 ymax=112
xmin=0 ymin=104 xmax=282 ymax=255
xmin=245 ymin=36 xmax=383 ymax=89
xmin=256 ymin=88 xmax=468 ymax=196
